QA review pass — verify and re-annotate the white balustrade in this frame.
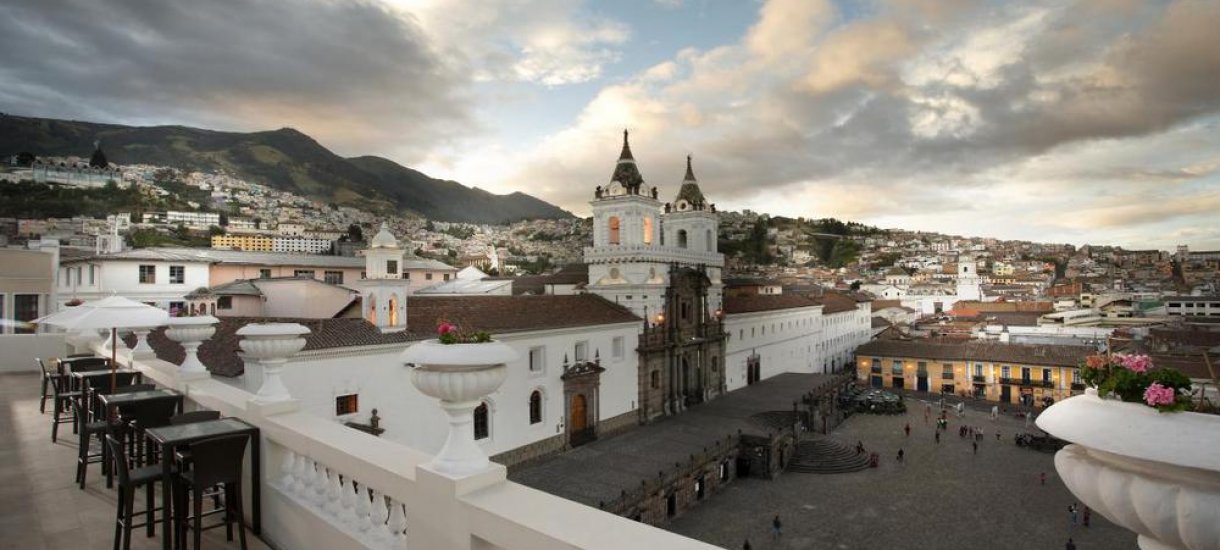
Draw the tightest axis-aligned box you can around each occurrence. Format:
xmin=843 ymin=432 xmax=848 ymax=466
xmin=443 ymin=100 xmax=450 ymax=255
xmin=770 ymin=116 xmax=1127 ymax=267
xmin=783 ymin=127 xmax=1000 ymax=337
xmin=270 ymin=442 xmax=409 ymax=549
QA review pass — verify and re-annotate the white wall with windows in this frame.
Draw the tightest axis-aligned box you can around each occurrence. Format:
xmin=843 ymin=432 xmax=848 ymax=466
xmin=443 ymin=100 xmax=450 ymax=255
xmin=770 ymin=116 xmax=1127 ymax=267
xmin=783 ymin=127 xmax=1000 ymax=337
xmin=260 ymin=320 xmax=642 ymax=461
xmin=724 ymin=305 xmax=824 ymax=390
xmin=59 ymin=259 xmax=210 ymax=312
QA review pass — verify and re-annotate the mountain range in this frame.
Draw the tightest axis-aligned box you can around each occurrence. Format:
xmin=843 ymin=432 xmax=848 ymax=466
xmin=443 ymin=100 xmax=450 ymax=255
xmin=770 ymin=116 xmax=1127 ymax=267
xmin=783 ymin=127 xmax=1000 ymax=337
xmin=0 ymin=113 xmax=572 ymax=224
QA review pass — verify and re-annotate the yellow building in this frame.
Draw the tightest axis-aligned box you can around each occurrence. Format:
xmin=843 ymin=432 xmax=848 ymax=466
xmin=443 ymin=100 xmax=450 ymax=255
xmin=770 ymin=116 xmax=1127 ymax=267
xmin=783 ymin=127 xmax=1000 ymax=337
xmin=855 ymin=340 xmax=1091 ymax=406
xmin=211 ymin=234 xmax=274 ymax=252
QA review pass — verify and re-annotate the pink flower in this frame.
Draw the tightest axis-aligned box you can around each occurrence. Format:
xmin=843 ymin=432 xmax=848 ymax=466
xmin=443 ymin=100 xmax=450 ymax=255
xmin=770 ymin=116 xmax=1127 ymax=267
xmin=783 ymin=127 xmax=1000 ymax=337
xmin=1143 ymin=383 xmax=1176 ymax=407
xmin=1118 ymin=354 xmax=1152 ymax=373
xmin=1085 ymin=355 xmax=1107 ymax=369
xmin=437 ymin=322 xmax=456 ymax=336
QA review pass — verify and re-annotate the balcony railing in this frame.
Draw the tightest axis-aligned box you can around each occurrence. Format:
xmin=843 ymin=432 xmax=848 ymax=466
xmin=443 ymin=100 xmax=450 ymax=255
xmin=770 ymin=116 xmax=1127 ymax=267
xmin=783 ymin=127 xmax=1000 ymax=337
xmin=941 ymin=373 xmax=954 ymax=381
xmin=1039 ymin=380 xmax=1055 ymax=388
xmin=999 ymin=377 xmax=1017 ymax=385
xmin=870 ymin=366 xmax=882 ymax=374
xmin=971 ymin=375 xmax=985 ymax=383
xmin=79 ymin=329 xmax=716 ymax=550
xmin=1071 ymin=382 xmax=1086 ymax=391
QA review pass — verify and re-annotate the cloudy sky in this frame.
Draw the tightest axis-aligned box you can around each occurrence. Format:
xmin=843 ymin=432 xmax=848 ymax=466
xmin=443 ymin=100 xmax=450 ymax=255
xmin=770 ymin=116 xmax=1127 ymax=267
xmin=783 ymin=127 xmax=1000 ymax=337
xmin=4 ymin=0 xmax=1220 ymax=250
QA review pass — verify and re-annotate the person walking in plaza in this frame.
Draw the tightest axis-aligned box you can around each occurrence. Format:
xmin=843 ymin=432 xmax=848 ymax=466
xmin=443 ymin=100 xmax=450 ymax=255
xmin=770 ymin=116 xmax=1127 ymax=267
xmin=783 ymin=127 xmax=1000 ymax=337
xmin=1040 ymin=472 xmax=1047 ymax=486
xmin=1066 ymin=537 xmax=1077 ymax=550
xmin=934 ymin=431 xmax=940 ymax=444
xmin=972 ymin=440 xmax=978 ymax=455
xmin=897 ymin=448 xmax=904 ymax=463
xmin=1069 ymin=503 xmax=1079 ymax=527
xmin=772 ymin=515 xmax=782 ymax=539
xmin=996 ymin=430 xmax=1001 ymax=442
xmin=1083 ymin=506 xmax=1091 ymax=527
xmin=743 ymin=539 xmax=752 ymax=550
xmin=904 ymin=423 xmax=910 ymax=437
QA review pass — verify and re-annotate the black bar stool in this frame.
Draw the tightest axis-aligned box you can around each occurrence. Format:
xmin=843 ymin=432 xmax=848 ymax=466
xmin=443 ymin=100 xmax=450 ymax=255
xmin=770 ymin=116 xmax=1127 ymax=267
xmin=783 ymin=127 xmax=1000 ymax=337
xmin=175 ymin=435 xmax=250 ymax=550
xmin=104 ymin=434 xmax=171 ymax=550
xmin=49 ymin=371 xmax=82 ymax=443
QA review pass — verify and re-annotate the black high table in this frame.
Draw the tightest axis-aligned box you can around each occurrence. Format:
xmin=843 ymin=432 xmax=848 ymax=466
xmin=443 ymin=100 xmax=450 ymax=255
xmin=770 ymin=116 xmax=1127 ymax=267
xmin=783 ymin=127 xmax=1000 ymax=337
xmin=96 ymin=389 xmax=182 ymax=419
xmin=144 ymin=418 xmax=262 ymax=550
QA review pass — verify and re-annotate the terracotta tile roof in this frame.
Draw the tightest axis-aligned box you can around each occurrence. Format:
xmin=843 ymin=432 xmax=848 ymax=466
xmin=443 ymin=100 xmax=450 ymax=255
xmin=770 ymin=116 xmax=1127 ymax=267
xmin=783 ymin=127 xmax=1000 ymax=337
xmin=505 ymin=264 xmax=589 ymax=295
xmin=406 ymin=295 xmax=638 ymax=336
xmin=814 ymin=291 xmax=860 ymax=314
xmin=1149 ymin=354 xmax=1218 ymax=380
xmin=724 ymin=293 xmax=821 ymax=314
xmin=872 ymin=299 xmax=903 ymax=310
xmin=135 ymin=294 xmax=639 ymax=377
xmin=856 ymin=340 xmax=1094 ymax=368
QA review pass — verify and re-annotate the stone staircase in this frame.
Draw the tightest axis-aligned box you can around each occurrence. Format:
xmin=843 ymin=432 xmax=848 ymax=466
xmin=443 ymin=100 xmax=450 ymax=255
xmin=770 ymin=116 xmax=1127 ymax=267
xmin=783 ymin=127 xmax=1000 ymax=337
xmin=787 ymin=438 xmax=871 ymax=474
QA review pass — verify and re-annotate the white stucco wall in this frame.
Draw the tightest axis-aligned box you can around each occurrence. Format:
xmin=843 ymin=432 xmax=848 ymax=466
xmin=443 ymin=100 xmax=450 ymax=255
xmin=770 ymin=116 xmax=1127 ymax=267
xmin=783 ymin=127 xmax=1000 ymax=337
xmin=60 ymin=260 xmax=210 ymax=308
xmin=724 ymin=306 xmax=824 ymax=390
xmin=258 ymin=322 xmax=641 ymax=460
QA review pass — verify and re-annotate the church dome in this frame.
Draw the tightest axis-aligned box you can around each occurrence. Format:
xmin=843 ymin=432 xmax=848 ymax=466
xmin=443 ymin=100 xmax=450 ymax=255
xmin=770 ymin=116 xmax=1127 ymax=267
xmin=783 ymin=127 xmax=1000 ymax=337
xmin=369 ymin=222 xmax=399 ymax=249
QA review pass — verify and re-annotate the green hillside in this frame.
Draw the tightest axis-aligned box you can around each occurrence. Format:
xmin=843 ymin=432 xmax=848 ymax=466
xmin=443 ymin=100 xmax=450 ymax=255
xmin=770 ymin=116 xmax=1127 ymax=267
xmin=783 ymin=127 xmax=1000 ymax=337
xmin=0 ymin=113 xmax=572 ymax=224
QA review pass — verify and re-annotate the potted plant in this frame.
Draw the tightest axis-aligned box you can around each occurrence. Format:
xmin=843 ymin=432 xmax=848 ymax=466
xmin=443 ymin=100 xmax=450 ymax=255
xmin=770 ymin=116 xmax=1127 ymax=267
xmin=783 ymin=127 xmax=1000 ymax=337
xmin=1037 ymin=354 xmax=1220 ymax=550
xmin=400 ymin=320 xmax=518 ymax=477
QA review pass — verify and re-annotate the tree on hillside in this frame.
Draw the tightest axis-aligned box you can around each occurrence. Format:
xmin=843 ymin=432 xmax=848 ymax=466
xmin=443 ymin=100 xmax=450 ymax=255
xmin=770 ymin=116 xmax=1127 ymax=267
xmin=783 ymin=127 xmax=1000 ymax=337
xmin=348 ymin=223 xmax=364 ymax=242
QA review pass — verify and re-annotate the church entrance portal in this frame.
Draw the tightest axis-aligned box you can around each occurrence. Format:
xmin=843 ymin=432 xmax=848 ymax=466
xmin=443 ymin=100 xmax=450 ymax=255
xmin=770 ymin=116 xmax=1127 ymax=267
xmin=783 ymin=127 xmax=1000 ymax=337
xmin=569 ymin=393 xmax=595 ymax=447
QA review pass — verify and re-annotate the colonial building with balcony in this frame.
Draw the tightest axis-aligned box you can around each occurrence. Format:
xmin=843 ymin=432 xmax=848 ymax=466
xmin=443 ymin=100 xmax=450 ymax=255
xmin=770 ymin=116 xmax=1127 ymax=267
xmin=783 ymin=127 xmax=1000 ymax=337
xmin=855 ymin=340 xmax=1093 ymax=406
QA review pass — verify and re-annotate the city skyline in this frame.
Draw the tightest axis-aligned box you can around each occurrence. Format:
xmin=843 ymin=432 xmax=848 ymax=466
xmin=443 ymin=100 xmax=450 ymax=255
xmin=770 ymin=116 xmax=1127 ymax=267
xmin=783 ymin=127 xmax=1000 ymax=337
xmin=2 ymin=0 xmax=1219 ymax=251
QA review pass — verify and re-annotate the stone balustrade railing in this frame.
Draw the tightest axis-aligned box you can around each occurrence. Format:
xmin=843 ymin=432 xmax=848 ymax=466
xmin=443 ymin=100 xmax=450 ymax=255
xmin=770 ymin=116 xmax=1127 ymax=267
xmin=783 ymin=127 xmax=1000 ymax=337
xmin=78 ymin=325 xmax=719 ymax=550
xmin=272 ymin=445 xmax=408 ymax=549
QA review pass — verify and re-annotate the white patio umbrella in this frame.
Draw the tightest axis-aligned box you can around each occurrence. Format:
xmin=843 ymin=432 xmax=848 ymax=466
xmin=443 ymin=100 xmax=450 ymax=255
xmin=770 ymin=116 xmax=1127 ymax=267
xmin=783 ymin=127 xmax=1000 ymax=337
xmin=34 ymin=296 xmax=170 ymax=391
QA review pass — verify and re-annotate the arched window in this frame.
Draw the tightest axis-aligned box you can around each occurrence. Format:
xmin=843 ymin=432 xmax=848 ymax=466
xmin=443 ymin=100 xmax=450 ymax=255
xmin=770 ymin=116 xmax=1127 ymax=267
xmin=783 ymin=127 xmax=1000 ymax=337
xmin=651 ymin=370 xmax=660 ymax=389
xmin=388 ymin=294 xmax=399 ymax=326
xmin=677 ymin=229 xmax=688 ymax=249
xmin=608 ymin=216 xmax=621 ymax=245
xmin=474 ymin=402 xmax=489 ymax=440
xmin=529 ymin=391 xmax=542 ymax=424
xmin=706 ymin=229 xmax=713 ymax=252
xmin=367 ymin=294 xmax=377 ymax=325
xmin=643 ymin=217 xmax=653 ymax=245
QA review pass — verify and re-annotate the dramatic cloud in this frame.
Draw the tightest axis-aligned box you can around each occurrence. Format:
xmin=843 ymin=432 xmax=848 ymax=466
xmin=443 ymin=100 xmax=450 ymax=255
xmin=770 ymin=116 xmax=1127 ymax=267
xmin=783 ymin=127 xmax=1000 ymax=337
xmin=394 ymin=0 xmax=630 ymax=86
xmin=3 ymin=0 xmax=1218 ymax=249
xmin=486 ymin=0 xmax=1220 ymax=250
xmin=0 ymin=0 xmax=475 ymax=158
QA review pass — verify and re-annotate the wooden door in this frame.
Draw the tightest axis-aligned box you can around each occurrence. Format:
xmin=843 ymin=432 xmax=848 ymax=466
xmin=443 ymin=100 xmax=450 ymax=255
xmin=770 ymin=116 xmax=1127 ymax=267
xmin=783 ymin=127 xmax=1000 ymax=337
xmin=570 ymin=394 xmax=587 ymax=432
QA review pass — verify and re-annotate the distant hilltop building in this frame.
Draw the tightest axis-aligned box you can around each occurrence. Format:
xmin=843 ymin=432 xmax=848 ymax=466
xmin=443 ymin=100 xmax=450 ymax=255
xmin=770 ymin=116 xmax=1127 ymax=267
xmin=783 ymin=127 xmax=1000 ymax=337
xmin=31 ymin=141 xmax=122 ymax=187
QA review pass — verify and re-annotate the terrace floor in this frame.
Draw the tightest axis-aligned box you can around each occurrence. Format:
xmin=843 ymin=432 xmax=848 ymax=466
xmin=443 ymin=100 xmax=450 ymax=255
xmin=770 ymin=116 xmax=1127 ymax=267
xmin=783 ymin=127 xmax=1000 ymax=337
xmin=0 ymin=372 xmax=272 ymax=550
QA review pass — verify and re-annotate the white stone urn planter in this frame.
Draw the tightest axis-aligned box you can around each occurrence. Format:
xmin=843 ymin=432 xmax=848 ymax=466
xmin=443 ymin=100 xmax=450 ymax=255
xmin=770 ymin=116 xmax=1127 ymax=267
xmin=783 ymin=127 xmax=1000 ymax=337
xmin=401 ymin=339 xmax=518 ymax=477
xmin=237 ymin=323 xmax=310 ymax=403
xmin=164 ymin=316 xmax=219 ymax=373
xmin=1037 ymin=389 xmax=1220 ymax=550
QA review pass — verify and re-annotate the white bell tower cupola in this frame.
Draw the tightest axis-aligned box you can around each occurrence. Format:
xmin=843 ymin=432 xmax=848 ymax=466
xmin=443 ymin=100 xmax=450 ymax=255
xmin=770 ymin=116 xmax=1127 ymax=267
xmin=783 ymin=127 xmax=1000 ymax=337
xmin=584 ymin=130 xmax=666 ymax=318
xmin=357 ymin=222 xmax=409 ymax=332
xmin=955 ymin=254 xmax=982 ymax=301
xmin=663 ymin=155 xmax=718 ymax=255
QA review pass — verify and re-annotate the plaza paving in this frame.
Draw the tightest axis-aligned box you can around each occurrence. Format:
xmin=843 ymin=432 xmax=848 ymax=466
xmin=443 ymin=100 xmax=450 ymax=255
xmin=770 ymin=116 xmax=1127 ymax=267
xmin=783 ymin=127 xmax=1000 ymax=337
xmin=665 ymin=398 xmax=1138 ymax=550
xmin=511 ymin=373 xmax=838 ymax=507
